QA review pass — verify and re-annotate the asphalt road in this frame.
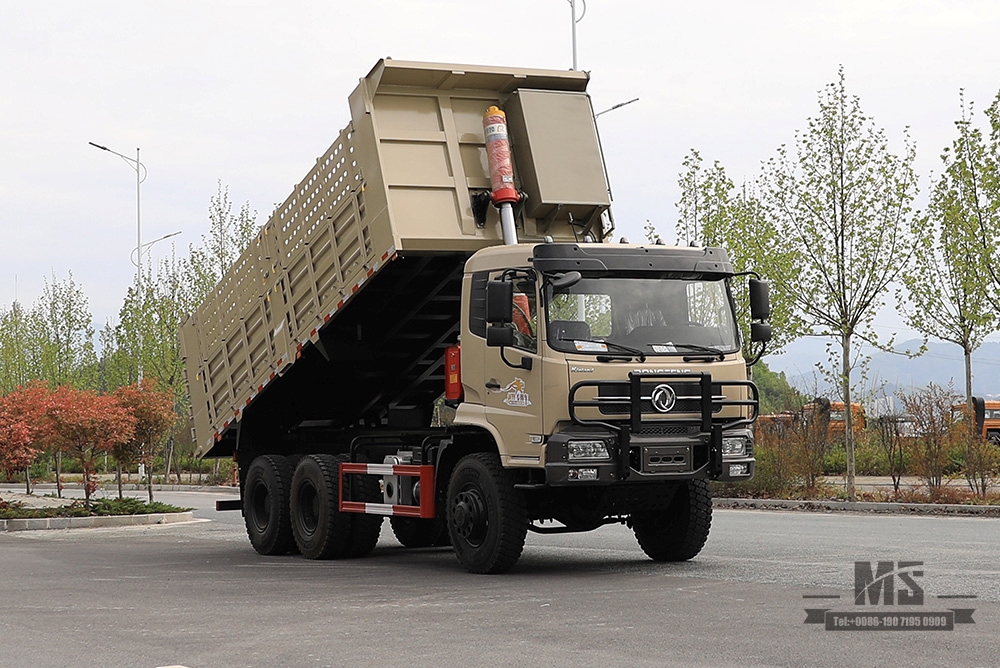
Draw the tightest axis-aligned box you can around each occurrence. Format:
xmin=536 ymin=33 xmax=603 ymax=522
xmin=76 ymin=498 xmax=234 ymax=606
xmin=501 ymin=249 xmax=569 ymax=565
xmin=1 ymin=489 xmax=997 ymax=668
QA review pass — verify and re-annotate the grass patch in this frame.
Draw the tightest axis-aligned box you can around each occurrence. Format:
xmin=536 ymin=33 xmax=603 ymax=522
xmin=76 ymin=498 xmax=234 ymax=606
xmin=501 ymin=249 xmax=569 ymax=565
xmin=0 ymin=497 xmax=191 ymax=520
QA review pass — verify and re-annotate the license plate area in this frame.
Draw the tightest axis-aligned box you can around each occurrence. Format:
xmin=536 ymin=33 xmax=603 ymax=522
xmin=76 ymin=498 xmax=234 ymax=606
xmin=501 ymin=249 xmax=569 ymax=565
xmin=642 ymin=445 xmax=691 ymax=473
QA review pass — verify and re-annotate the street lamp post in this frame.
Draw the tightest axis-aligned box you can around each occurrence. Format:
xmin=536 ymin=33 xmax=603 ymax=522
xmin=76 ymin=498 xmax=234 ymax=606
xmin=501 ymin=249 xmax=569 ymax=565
xmin=89 ymin=142 xmax=146 ymax=283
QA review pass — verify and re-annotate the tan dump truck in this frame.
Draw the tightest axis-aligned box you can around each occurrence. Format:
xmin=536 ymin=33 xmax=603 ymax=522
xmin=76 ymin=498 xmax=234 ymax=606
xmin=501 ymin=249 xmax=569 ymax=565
xmin=180 ymin=59 xmax=770 ymax=573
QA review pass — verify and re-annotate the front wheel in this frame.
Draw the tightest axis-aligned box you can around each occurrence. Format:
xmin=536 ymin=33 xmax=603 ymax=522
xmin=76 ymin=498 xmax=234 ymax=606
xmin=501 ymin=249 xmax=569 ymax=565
xmin=447 ymin=453 xmax=527 ymax=574
xmin=631 ymin=480 xmax=712 ymax=562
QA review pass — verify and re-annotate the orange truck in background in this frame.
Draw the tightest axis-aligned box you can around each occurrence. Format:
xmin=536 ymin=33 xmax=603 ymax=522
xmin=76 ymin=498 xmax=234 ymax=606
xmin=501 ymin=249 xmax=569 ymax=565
xmin=953 ymin=397 xmax=1000 ymax=443
xmin=757 ymin=399 xmax=864 ymax=441
xmin=823 ymin=401 xmax=866 ymax=438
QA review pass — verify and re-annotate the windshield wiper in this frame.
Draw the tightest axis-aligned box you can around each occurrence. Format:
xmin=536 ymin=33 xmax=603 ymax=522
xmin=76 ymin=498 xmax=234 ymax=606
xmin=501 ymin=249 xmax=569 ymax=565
xmin=666 ymin=342 xmax=726 ymax=361
xmin=595 ymin=339 xmax=647 ymax=363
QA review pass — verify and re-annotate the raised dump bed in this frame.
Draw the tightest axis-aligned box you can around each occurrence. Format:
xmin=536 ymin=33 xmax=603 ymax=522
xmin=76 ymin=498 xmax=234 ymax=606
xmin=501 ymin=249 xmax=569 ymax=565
xmin=180 ymin=59 xmax=612 ymax=457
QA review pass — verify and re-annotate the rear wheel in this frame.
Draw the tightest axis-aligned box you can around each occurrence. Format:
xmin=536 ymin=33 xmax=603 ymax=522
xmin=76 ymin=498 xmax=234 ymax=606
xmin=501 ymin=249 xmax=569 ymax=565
xmin=447 ymin=452 xmax=527 ymax=574
xmin=631 ymin=480 xmax=712 ymax=562
xmin=243 ymin=455 xmax=296 ymax=555
xmin=390 ymin=516 xmax=449 ymax=548
xmin=290 ymin=455 xmax=353 ymax=559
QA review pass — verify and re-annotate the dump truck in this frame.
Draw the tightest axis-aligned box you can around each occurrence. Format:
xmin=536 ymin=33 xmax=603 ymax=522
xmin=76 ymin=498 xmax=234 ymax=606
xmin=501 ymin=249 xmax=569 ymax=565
xmin=180 ymin=59 xmax=770 ymax=573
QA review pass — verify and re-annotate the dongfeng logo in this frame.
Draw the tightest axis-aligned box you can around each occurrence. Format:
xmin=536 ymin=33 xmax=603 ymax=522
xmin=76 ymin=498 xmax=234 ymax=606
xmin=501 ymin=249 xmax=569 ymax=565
xmin=650 ymin=384 xmax=676 ymax=413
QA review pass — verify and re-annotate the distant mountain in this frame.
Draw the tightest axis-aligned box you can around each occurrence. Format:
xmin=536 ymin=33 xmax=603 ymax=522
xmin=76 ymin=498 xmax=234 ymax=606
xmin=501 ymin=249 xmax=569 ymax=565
xmin=765 ymin=338 xmax=1000 ymax=399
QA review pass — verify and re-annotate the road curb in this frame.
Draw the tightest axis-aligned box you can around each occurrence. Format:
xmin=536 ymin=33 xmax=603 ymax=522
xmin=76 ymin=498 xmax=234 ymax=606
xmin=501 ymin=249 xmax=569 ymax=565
xmin=714 ymin=498 xmax=1000 ymax=516
xmin=0 ymin=511 xmax=196 ymax=533
xmin=7 ymin=483 xmax=240 ymax=495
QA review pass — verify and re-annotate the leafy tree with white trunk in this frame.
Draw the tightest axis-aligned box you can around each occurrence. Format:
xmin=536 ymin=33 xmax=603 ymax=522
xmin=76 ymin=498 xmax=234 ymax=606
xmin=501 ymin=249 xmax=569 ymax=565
xmin=757 ymin=68 xmax=918 ymax=499
xmin=900 ymin=92 xmax=999 ymax=411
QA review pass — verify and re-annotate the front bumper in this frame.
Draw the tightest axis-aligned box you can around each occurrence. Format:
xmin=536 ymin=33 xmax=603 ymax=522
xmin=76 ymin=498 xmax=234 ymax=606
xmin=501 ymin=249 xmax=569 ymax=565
xmin=544 ymin=429 xmax=755 ymax=485
xmin=545 ymin=371 xmax=758 ymax=485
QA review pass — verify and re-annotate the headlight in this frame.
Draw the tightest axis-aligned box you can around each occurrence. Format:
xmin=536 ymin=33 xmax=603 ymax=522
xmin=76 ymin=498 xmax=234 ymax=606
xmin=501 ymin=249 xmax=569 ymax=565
xmin=722 ymin=436 xmax=747 ymax=458
xmin=567 ymin=440 xmax=611 ymax=461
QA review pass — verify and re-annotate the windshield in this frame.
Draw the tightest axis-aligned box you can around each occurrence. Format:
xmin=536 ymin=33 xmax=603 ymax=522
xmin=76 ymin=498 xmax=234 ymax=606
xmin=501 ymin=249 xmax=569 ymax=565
xmin=546 ymin=276 xmax=739 ymax=356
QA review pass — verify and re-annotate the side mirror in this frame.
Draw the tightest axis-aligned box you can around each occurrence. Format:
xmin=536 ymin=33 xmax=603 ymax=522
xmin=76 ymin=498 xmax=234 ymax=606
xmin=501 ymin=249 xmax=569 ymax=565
xmin=486 ymin=324 xmax=514 ymax=348
xmin=751 ymin=322 xmax=772 ymax=343
xmin=486 ymin=280 xmax=513 ymax=324
xmin=973 ymin=396 xmax=986 ymax=434
xmin=749 ymin=278 xmax=771 ymax=321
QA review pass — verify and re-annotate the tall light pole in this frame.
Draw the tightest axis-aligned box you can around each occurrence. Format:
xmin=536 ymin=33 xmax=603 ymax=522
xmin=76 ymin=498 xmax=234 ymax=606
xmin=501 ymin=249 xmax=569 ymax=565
xmin=89 ymin=142 xmax=146 ymax=284
xmin=90 ymin=141 xmax=151 ymax=382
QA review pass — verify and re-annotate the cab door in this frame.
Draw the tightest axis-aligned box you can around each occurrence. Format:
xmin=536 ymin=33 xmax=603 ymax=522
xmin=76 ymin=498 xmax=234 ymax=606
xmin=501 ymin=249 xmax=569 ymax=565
xmin=482 ymin=272 xmax=544 ymax=460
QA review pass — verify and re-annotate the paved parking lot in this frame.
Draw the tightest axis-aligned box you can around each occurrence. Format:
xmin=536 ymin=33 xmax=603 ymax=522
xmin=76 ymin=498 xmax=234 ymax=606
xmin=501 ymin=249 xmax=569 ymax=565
xmin=1 ymin=489 xmax=998 ymax=668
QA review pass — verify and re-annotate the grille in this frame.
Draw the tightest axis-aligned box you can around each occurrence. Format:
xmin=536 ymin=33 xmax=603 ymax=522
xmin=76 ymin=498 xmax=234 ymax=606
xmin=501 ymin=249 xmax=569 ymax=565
xmin=635 ymin=424 xmax=701 ymax=436
xmin=596 ymin=381 xmax=722 ymax=416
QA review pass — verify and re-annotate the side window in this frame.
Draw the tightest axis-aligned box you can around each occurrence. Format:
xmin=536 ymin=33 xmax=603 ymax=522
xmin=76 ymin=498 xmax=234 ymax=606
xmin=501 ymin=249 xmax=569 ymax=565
xmin=509 ymin=275 xmax=537 ymax=353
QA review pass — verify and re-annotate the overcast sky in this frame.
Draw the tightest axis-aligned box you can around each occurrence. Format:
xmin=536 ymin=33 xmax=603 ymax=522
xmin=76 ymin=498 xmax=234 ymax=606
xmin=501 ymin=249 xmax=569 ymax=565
xmin=3 ymin=0 xmax=1000 ymax=341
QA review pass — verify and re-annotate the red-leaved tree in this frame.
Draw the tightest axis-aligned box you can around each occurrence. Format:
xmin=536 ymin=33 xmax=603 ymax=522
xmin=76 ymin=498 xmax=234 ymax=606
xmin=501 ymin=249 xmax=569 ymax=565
xmin=42 ymin=386 xmax=135 ymax=507
xmin=0 ymin=381 xmax=53 ymax=494
xmin=112 ymin=379 xmax=177 ymax=503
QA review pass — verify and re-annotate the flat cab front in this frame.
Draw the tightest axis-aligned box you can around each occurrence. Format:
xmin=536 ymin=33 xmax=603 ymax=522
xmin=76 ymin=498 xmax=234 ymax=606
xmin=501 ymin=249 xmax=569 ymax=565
xmin=454 ymin=242 xmax=761 ymax=484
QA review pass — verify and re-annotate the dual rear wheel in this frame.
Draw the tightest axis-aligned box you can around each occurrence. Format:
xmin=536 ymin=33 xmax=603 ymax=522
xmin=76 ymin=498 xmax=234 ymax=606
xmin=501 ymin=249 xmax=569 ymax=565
xmin=243 ymin=454 xmax=382 ymax=559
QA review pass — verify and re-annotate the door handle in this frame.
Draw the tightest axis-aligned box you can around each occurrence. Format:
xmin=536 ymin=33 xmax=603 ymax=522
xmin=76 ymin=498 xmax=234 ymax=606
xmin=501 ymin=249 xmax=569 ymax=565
xmin=485 ymin=380 xmax=501 ymax=390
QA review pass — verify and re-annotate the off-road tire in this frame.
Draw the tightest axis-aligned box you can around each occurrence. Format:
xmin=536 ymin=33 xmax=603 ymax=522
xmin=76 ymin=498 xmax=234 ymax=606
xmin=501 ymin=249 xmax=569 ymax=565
xmin=390 ymin=516 xmax=449 ymax=548
xmin=631 ymin=480 xmax=712 ymax=562
xmin=243 ymin=455 xmax=296 ymax=555
xmin=447 ymin=452 xmax=527 ymax=574
xmin=290 ymin=455 xmax=354 ymax=559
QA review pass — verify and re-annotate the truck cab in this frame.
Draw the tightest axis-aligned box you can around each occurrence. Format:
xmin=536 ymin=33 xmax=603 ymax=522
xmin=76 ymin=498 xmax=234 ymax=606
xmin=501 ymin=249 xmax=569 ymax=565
xmin=457 ymin=241 xmax=759 ymax=484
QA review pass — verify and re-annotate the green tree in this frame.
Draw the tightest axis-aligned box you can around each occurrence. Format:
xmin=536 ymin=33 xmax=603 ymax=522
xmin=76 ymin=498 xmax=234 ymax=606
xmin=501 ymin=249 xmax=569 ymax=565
xmin=672 ymin=150 xmax=803 ymax=356
xmin=35 ymin=272 xmax=97 ymax=389
xmin=757 ymin=68 xmax=918 ymax=498
xmin=900 ymin=92 xmax=999 ymax=411
xmin=752 ymin=361 xmax=804 ymax=415
xmin=971 ymin=90 xmax=1000 ymax=303
xmin=0 ymin=301 xmax=43 ymax=394
xmin=183 ymin=180 xmax=258 ymax=308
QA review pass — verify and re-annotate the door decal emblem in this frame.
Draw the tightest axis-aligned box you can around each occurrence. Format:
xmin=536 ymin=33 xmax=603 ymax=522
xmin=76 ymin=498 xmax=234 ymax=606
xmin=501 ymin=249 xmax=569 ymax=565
xmin=502 ymin=378 xmax=532 ymax=407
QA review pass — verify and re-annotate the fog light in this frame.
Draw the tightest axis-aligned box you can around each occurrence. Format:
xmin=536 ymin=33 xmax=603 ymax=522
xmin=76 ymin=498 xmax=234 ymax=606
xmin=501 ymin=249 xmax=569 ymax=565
xmin=567 ymin=440 xmax=611 ymax=461
xmin=722 ymin=437 xmax=747 ymax=458
xmin=567 ymin=468 xmax=599 ymax=481
xmin=728 ymin=463 xmax=749 ymax=476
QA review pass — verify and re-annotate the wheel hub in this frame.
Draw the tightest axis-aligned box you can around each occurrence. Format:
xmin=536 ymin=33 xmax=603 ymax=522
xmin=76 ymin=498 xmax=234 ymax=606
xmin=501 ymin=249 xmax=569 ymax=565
xmin=451 ymin=488 xmax=488 ymax=545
